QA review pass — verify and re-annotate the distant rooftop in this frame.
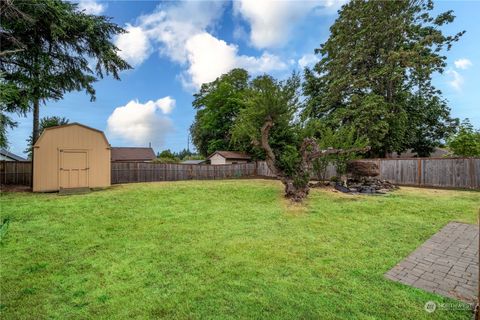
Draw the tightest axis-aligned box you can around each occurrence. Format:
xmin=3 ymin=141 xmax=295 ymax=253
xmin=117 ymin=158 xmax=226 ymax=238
xmin=111 ymin=147 xmax=155 ymax=162
xmin=0 ymin=148 xmax=27 ymax=161
xmin=207 ymin=151 xmax=251 ymax=160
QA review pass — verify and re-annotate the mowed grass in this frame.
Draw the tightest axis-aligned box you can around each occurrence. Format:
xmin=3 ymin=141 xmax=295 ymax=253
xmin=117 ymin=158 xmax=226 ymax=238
xmin=0 ymin=180 xmax=479 ymax=319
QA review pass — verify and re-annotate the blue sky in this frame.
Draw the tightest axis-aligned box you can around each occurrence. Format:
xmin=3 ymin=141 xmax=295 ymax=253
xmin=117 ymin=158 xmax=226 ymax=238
xmin=6 ymin=0 xmax=480 ymax=157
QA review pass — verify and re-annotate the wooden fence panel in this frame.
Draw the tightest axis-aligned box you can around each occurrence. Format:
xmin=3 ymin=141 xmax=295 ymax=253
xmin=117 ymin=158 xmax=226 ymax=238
xmin=110 ymin=162 xmax=258 ymax=184
xmin=421 ymin=158 xmax=478 ymax=189
xmin=0 ymin=161 xmax=32 ymax=186
xmin=356 ymin=158 xmax=479 ymax=189
xmin=370 ymin=159 xmax=419 ymax=185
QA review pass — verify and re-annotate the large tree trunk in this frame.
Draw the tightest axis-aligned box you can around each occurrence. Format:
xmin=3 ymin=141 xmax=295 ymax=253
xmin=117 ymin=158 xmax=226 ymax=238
xmin=281 ymin=177 xmax=310 ymax=202
xmin=32 ymin=98 xmax=40 ymax=144
xmin=30 ymin=98 xmax=39 ymax=189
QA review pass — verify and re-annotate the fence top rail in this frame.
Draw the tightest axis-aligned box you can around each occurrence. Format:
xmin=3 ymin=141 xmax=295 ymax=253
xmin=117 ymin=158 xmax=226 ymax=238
xmin=111 ymin=162 xmax=255 ymax=166
xmin=0 ymin=160 xmax=32 ymax=164
xmin=358 ymin=157 xmax=480 ymax=161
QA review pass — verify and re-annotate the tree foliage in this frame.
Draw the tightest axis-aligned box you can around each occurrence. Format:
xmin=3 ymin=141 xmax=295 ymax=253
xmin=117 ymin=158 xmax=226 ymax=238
xmin=232 ymin=74 xmax=368 ymax=201
xmin=303 ymin=0 xmax=461 ymax=157
xmin=0 ymin=73 xmax=29 ymax=148
xmin=190 ymin=69 xmax=249 ymax=157
xmin=447 ymin=119 xmax=480 ymax=157
xmin=25 ymin=116 xmax=69 ymax=158
xmin=0 ymin=0 xmax=131 ymax=148
xmin=304 ymin=121 xmax=367 ymax=179
xmin=154 ymin=149 xmax=180 ymax=163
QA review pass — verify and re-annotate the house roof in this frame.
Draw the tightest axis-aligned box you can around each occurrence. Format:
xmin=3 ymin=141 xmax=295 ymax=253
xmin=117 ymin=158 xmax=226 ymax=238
xmin=111 ymin=147 xmax=156 ymax=161
xmin=33 ymin=122 xmax=110 ymax=147
xmin=181 ymin=160 xmax=206 ymax=164
xmin=207 ymin=151 xmax=251 ymax=160
xmin=0 ymin=148 xmax=27 ymax=161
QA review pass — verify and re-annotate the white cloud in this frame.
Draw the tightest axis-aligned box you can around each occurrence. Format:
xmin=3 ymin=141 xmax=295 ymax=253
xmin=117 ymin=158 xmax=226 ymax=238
xmin=117 ymin=1 xmax=288 ymax=89
xmin=454 ymin=58 xmax=472 ymax=70
xmin=115 ymin=24 xmax=152 ymax=67
xmin=183 ymin=33 xmax=288 ymax=88
xmin=234 ymin=0 xmax=342 ymax=49
xmin=183 ymin=33 xmax=237 ymax=88
xmin=107 ymin=97 xmax=175 ymax=148
xmin=446 ymin=69 xmax=464 ymax=91
xmin=141 ymin=1 xmax=225 ymax=64
xmin=239 ymin=52 xmax=289 ymax=73
xmin=298 ymin=53 xmax=319 ymax=69
xmin=77 ymin=0 xmax=105 ymax=15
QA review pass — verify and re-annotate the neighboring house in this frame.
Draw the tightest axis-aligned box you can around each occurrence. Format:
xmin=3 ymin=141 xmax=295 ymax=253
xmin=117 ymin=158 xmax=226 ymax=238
xmin=207 ymin=151 xmax=251 ymax=165
xmin=0 ymin=148 xmax=27 ymax=161
xmin=387 ymin=148 xmax=450 ymax=158
xmin=111 ymin=147 xmax=156 ymax=162
xmin=180 ymin=160 xmax=207 ymax=165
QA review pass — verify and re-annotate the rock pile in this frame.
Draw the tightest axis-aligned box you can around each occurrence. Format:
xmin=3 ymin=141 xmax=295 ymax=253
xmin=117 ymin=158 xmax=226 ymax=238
xmin=335 ymin=177 xmax=397 ymax=194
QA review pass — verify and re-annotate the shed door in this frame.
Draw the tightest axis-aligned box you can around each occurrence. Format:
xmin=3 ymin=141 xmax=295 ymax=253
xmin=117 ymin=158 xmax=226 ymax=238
xmin=59 ymin=150 xmax=89 ymax=189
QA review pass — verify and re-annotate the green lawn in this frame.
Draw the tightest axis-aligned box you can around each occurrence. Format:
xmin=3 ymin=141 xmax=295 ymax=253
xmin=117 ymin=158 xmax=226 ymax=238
xmin=0 ymin=180 xmax=478 ymax=319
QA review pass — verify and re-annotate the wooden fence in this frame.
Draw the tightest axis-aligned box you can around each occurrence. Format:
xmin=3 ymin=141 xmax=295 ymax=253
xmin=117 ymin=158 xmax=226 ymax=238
xmin=0 ymin=161 xmax=31 ymax=186
xmin=219 ymin=158 xmax=480 ymax=189
xmin=111 ymin=162 xmax=257 ymax=184
xmin=360 ymin=158 xmax=480 ymax=189
xmin=2 ymin=158 xmax=479 ymax=189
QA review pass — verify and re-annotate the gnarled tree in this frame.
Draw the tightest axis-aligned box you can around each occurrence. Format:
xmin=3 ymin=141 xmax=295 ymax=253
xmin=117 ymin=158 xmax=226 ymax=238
xmin=233 ymin=74 xmax=368 ymax=202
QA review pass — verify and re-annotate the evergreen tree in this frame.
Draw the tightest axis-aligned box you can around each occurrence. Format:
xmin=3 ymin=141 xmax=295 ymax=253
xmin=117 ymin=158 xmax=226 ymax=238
xmin=304 ymin=0 xmax=462 ymax=157
xmin=24 ymin=116 xmax=69 ymax=158
xmin=0 ymin=0 xmax=131 ymax=148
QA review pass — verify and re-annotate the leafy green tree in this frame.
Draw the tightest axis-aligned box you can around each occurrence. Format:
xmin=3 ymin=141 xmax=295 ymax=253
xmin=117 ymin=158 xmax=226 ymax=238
xmin=447 ymin=119 xmax=480 ymax=157
xmin=182 ymin=155 xmax=205 ymax=161
xmin=155 ymin=149 xmax=180 ymax=163
xmin=158 ymin=149 xmax=175 ymax=159
xmin=25 ymin=116 xmax=69 ymax=158
xmin=172 ymin=148 xmax=196 ymax=160
xmin=190 ymin=69 xmax=249 ymax=157
xmin=233 ymin=74 xmax=368 ymax=201
xmin=304 ymin=121 xmax=367 ymax=180
xmin=304 ymin=0 xmax=461 ymax=157
xmin=0 ymin=0 xmax=131 ymax=148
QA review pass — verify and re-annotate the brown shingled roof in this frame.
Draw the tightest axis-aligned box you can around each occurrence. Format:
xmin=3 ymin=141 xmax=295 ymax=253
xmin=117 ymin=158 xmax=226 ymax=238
xmin=111 ymin=147 xmax=156 ymax=162
xmin=207 ymin=151 xmax=251 ymax=160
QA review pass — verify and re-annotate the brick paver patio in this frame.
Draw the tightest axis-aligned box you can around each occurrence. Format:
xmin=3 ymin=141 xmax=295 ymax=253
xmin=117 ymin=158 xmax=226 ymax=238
xmin=385 ymin=222 xmax=479 ymax=303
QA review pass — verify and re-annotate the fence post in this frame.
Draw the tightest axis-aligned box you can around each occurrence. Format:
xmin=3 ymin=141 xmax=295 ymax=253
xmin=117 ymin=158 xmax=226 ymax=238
xmin=377 ymin=159 xmax=381 ymax=179
xmin=417 ymin=159 xmax=422 ymax=186
xmin=469 ymin=158 xmax=475 ymax=189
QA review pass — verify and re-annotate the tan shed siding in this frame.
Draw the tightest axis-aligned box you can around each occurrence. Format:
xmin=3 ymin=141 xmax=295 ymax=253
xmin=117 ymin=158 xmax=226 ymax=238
xmin=33 ymin=125 xmax=110 ymax=192
xmin=225 ymin=159 xmax=248 ymax=164
xmin=210 ymin=154 xmax=226 ymax=165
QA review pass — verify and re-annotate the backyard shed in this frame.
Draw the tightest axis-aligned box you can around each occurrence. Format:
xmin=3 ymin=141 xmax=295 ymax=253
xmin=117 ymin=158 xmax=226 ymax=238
xmin=33 ymin=123 xmax=111 ymax=192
